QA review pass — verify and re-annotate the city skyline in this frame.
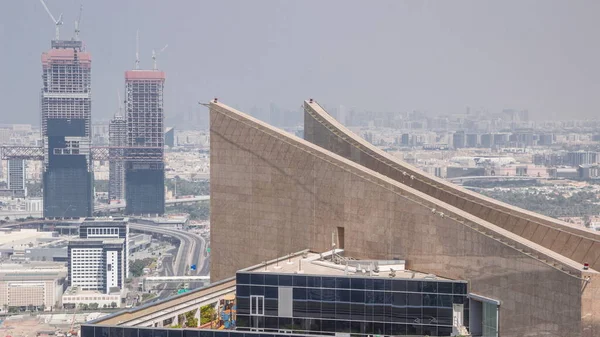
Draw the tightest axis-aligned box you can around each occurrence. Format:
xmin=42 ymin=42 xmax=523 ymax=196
xmin=0 ymin=0 xmax=599 ymax=125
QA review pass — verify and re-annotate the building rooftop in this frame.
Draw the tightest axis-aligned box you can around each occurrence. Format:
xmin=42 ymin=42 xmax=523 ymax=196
xmin=242 ymin=249 xmax=455 ymax=282
xmin=0 ymin=229 xmax=58 ymax=250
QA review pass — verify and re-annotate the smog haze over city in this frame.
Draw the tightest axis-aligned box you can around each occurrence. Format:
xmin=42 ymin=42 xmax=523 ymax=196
xmin=1 ymin=0 xmax=599 ymax=126
xmin=3 ymin=1 xmax=600 ymax=336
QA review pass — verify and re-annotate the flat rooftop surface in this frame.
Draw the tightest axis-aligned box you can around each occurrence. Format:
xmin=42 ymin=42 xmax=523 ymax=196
xmin=0 ymin=229 xmax=57 ymax=249
xmin=244 ymin=250 xmax=453 ymax=281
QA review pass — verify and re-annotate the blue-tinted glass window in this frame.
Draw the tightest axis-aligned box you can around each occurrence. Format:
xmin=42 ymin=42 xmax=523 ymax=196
xmin=236 ymin=315 xmax=249 ymax=328
xmin=264 ymin=286 xmax=278 ymax=299
xmin=384 ymin=279 xmax=392 ymax=291
xmin=96 ymin=327 xmax=110 ymax=337
xmin=453 ymin=295 xmax=465 ymax=304
xmin=422 ymin=307 xmax=437 ymax=323
xmin=422 ymin=325 xmax=438 ymax=336
xmin=293 ymin=287 xmax=307 ymax=300
xmin=236 ymin=285 xmax=249 ymax=297
xmin=365 ymin=290 xmax=374 ymax=304
xmin=336 ymin=319 xmax=351 ymax=332
xmin=265 ymin=299 xmax=278 ymax=316
xmin=423 ymin=293 xmax=437 ymax=307
xmin=214 ymin=331 xmax=228 ymax=337
xmin=422 ymin=281 xmax=437 ymax=293
xmin=293 ymin=275 xmax=306 ymax=287
xmin=306 ymin=276 xmax=321 ymax=288
xmin=373 ymin=322 xmax=385 ymax=335
xmin=336 ymin=289 xmax=350 ymax=302
xmin=364 ymin=278 xmax=373 ymax=290
xmin=322 ymin=277 xmax=336 ymax=288
xmin=307 ymin=301 xmax=321 ymax=318
xmin=372 ymin=279 xmax=385 ymax=291
xmin=169 ymin=330 xmax=183 ymax=337
xmin=373 ymin=290 xmax=385 ymax=304
xmin=351 ymin=320 xmax=362 ymax=334
xmin=322 ymin=302 xmax=335 ymax=319
xmin=81 ymin=326 xmax=94 ymax=337
xmin=392 ymin=306 xmax=407 ymax=323
xmin=392 ymin=292 xmax=407 ymax=306
xmin=406 ymin=280 xmax=422 ymax=292
xmin=453 ymin=282 xmax=467 ymax=294
xmin=237 ymin=297 xmax=250 ymax=314
xmin=351 ymin=303 xmax=365 ymax=321
xmin=407 ymin=323 xmax=422 ymax=336
xmin=308 ymin=318 xmax=321 ymax=331
xmin=308 ymin=288 xmax=321 ymax=301
xmin=322 ymin=289 xmax=335 ymax=302
xmin=183 ymin=330 xmax=200 ymax=337
xmin=264 ymin=274 xmax=278 ymax=286
xmin=322 ymin=319 xmax=336 ymax=332
xmin=391 ymin=279 xmax=407 ymax=292
xmin=438 ymin=326 xmax=453 ymax=336
xmin=336 ymin=277 xmax=350 ymax=289
xmin=265 ymin=316 xmax=278 ymax=329
xmin=152 ymin=329 xmax=169 ymax=337
xmin=351 ymin=277 xmax=365 ymax=289
xmin=279 ymin=275 xmax=293 ymax=286
xmin=293 ymin=300 xmax=307 ymax=317
xmin=408 ymin=293 xmax=422 ymax=306
xmin=438 ymin=281 xmax=453 ymax=294
xmin=351 ymin=290 xmax=364 ymax=303
xmin=250 ymin=273 xmax=264 ymax=285
xmin=438 ymin=294 xmax=453 ymax=307
xmin=336 ymin=302 xmax=351 ymax=320
xmin=279 ymin=317 xmax=292 ymax=330
xmin=392 ymin=323 xmax=407 ymax=335
xmin=251 ymin=285 xmax=265 ymax=296
xmin=198 ymin=330 xmax=213 ymax=337
xmin=138 ymin=328 xmax=152 ymax=337
xmin=237 ymin=273 xmax=250 ymax=285
xmin=437 ymin=308 xmax=453 ymax=325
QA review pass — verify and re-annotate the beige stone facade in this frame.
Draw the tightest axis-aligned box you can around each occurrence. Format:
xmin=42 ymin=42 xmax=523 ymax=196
xmin=210 ymin=101 xmax=600 ymax=336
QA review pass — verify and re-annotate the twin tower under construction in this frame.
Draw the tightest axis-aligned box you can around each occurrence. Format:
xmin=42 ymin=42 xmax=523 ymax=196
xmin=42 ymin=37 xmax=165 ymax=218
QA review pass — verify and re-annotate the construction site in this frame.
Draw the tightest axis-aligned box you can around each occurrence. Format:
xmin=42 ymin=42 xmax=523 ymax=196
xmin=0 ymin=0 xmax=169 ymax=219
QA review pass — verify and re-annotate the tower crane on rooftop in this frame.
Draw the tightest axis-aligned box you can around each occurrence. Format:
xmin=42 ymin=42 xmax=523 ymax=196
xmin=74 ymin=4 xmax=83 ymax=41
xmin=152 ymin=44 xmax=168 ymax=70
xmin=39 ymin=0 xmax=64 ymax=40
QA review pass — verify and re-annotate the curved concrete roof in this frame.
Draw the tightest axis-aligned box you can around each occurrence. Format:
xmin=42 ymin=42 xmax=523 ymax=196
xmin=304 ymin=100 xmax=600 ymax=271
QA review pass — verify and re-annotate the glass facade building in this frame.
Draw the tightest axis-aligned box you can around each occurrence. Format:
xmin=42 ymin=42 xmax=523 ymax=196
xmin=81 ymin=326 xmax=317 ymax=337
xmin=235 ymin=272 xmax=468 ymax=337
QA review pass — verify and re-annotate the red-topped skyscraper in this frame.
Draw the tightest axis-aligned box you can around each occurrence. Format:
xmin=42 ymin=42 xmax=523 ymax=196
xmin=41 ymin=39 xmax=93 ymax=218
xmin=123 ymin=68 xmax=166 ymax=215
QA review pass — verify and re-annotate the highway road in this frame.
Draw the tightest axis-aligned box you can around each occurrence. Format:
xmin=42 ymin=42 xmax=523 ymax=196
xmin=129 ymin=224 xmax=209 ymax=296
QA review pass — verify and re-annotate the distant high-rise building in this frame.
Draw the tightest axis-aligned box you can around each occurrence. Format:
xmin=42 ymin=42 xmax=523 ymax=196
xmin=68 ymin=218 xmax=128 ymax=293
xmin=109 ymin=111 xmax=126 ymax=203
xmin=453 ymin=131 xmax=466 ymax=149
xmin=124 ymin=70 xmax=166 ymax=215
xmin=466 ymin=133 xmax=479 ymax=148
xmin=7 ymin=159 xmax=26 ymax=197
xmin=41 ymin=40 xmax=93 ymax=218
xmin=164 ymin=127 xmax=175 ymax=147
xmin=566 ymin=151 xmax=597 ymax=167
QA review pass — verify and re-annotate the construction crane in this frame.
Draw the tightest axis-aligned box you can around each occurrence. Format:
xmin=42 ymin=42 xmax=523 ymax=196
xmin=152 ymin=44 xmax=168 ymax=70
xmin=74 ymin=4 xmax=83 ymax=40
xmin=135 ymin=30 xmax=140 ymax=70
xmin=39 ymin=0 xmax=64 ymax=40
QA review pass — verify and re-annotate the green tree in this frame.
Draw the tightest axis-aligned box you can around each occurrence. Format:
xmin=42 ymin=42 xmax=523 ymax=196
xmin=110 ymin=302 xmax=117 ymax=308
xmin=89 ymin=303 xmax=99 ymax=310
xmin=200 ymin=305 xmax=215 ymax=325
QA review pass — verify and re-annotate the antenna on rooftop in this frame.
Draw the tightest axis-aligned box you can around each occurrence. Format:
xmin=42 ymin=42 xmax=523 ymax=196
xmin=116 ymin=90 xmax=124 ymax=117
xmin=74 ymin=4 xmax=83 ymax=41
xmin=39 ymin=0 xmax=64 ymax=40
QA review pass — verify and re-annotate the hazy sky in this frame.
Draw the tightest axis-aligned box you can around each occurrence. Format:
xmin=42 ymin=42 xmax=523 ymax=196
xmin=0 ymin=0 xmax=599 ymax=124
